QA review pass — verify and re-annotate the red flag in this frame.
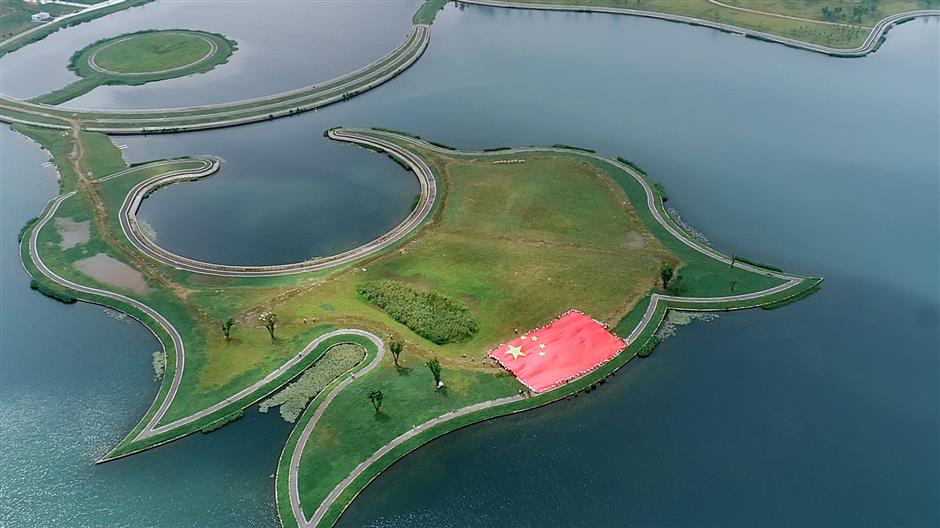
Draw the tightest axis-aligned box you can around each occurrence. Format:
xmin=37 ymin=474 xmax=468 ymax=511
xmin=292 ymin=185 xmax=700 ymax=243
xmin=489 ymin=311 xmax=627 ymax=392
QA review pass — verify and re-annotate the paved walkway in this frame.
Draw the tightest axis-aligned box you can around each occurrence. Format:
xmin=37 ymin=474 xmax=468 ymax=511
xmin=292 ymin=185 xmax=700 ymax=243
xmin=117 ymin=130 xmax=436 ymax=276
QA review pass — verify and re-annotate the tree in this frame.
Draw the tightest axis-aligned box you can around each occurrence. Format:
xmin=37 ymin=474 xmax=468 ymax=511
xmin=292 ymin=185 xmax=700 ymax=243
xmin=367 ymin=389 xmax=384 ymax=413
xmin=660 ymin=265 xmax=674 ymax=289
xmin=390 ymin=340 xmax=403 ymax=367
xmin=221 ymin=318 xmax=235 ymax=340
xmin=261 ymin=313 xmax=277 ymax=341
xmin=426 ymin=357 xmax=443 ymax=389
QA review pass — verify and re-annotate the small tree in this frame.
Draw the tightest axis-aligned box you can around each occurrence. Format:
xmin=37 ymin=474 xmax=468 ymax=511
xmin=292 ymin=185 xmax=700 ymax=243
xmin=660 ymin=265 xmax=674 ymax=289
xmin=221 ymin=318 xmax=235 ymax=341
xmin=367 ymin=389 xmax=384 ymax=414
xmin=390 ymin=340 xmax=403 ymax=367
xmin=426 ymin=358 xmax=443 ymax=389
xmin=261 ymin=313 xmax=277 ymax=341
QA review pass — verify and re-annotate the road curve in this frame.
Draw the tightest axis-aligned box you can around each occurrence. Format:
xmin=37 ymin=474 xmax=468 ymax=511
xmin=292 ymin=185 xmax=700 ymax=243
xmin=117 ymin=129 xmax=437 ymax=277
xmin=458 ymin=0 xmax=939 ymax=57
xmin=0 ymin=25 xmax=430 ymax=134
xmin=23 ymin=184 xmax=390 ymax=460
xmin=282 ymin=131 xmax=819 ymax=528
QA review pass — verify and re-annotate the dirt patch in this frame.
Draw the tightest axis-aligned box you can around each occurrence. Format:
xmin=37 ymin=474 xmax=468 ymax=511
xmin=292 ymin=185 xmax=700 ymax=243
xmin=624 ymin=231 xmax=647 ymax=250
xmin=74 ymin=253 xmax=153 ymax=295
xmin=55 ymin=217 xmax=90 ymax=249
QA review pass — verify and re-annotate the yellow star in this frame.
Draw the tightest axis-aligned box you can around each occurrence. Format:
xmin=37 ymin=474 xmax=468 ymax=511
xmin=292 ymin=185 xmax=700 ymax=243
xmin=504 ymin=345 xmax=526 ymax=360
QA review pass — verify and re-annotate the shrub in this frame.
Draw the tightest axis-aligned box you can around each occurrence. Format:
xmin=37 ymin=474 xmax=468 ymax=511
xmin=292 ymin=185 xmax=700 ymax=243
xmin=426 ymin=140 xmax=456 ymax=150
xmin=30 ymin=279 xmax=76 ymax=304
xmin=551 ymin=143 xmax=596 ymax=153
xmin=370 ymin=127 xmax=421 ymax=139
xmin=17 ymin=217 xmax=38 ymax=243
xmin=200 ymin=410 xmax=244 ymax=433
xmin=734 ymin=255 xmax=784 ymax=273
xmin=616 ymin=156 xmax=647 ymax=176
xmin=357 ymin=279 xmax=478 ymax=344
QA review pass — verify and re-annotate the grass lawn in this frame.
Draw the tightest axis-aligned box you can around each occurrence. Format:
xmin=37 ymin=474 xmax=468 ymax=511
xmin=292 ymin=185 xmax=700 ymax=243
xmin=91 ymin=31 xmax=213 ymax=73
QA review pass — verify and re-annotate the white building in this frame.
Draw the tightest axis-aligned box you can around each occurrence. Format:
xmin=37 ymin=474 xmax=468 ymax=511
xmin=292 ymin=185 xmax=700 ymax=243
xmin=31 ymin=12 xmax=53 ymax=22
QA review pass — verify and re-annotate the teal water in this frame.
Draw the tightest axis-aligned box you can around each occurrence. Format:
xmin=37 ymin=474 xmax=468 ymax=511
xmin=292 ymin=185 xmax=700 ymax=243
xmin=1 ymin=2 xmax=937 ymax=526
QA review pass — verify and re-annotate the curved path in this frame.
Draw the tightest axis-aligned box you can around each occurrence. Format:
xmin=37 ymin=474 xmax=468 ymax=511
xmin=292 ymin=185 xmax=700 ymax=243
xmin=459 ymin=0 xmax=939 ymax=57
xmin=281 ymin=130 xmax=818 ymax=528
xmin=87 ymin=31 xmax=219 ymax=77
xmin=0 ymin=25 xmax=430 ymax=133
xmin=24 ymin=185 xmax=389 ymax=459
xmin=117 ymin=129 xmax=436 ymax=277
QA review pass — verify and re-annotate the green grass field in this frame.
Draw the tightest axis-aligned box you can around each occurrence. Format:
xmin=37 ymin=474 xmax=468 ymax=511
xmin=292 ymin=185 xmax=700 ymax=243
xmin=92 ymin=31 xmax=214 ymax=73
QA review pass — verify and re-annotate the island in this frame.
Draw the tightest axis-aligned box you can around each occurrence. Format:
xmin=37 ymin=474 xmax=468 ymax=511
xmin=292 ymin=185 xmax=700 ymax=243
xmin=17 ymin=119 xmax=819 ymax=526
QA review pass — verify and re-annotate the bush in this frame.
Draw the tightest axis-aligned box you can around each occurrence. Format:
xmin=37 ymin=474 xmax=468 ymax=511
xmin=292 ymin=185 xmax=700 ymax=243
xmin=617 ymin=156 xmax=647 ymax=176
xmin=426 ymin=140 xmax=456 ymax=150
xmin=551 ymin=143 xmax=596 ymax=153
xmin=636 ymin=336 xmax=661 ymax=358
xmin=357 ymin=279 xmax=478 ymax=344
xmin=200 ymin=409 xmax=244 ymax=433
xmin=734 ymin=255 xmax=784 ymax=273
xmin=17 ymin=217 xmax=38 ymax=243
xmin=370 ymin=127 xmax=421 ymax=139
xmin=30 ymin=279 xmax=76 ymax=304
xmin=387 ymin=153 xmax=411 ymax=171
xmin=483 ymin=147 xmax=512 ymax=152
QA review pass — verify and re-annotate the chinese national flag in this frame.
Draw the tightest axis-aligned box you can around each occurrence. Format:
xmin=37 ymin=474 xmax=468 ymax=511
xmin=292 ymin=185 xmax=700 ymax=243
xmin=489 ymin=311 xmax=627 ymax=392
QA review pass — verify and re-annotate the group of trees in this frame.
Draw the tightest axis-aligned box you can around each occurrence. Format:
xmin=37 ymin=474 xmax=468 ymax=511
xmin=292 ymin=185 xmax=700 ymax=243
xmin=218 ymin=313 xmax=278 ymax=342
xmin=366 ymin=341 xmax=444 ymax=415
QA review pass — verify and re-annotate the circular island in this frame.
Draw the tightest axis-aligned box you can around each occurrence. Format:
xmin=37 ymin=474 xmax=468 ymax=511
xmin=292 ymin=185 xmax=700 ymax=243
xmin=34 ymin=29 xmax=237 ymax=105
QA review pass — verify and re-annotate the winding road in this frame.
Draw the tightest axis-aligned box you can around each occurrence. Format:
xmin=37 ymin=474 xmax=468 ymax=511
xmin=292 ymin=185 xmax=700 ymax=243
xmin=117 ymin=129 xmax=437 ymax=277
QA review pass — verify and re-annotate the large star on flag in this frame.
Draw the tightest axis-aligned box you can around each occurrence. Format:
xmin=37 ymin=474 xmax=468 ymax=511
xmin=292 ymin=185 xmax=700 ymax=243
xmin=504 ymin=344 xmax=525 ymax=360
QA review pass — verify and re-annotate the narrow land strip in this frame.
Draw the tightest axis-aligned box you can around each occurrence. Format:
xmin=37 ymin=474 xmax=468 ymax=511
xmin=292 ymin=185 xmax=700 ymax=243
xmin=458 ymin=0 xmax=938 ymax=56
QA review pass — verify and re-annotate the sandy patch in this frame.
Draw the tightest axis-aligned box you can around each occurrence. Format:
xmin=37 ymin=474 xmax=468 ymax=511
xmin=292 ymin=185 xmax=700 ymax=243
xmin=56 ymin=217 xmax=90 ymax=250
xmin=74 ymin=253 xmax=153 ymax=295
